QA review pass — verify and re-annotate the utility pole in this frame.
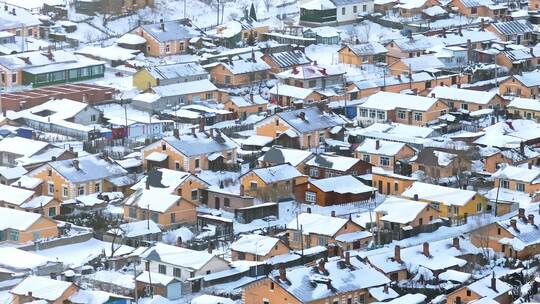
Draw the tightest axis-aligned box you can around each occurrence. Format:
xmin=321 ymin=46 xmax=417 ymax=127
xmin=216 ymin=0 xmax=220 ymax=26
xmin=147 ymin=204 xmax=150 ymax=229
xmin=133 ymin=259 xmax=138 ymax=302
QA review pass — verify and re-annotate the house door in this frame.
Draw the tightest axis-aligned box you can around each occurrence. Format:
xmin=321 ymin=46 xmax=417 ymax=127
xmin=378 ymin=180 xmax=382 ymax=193
xmin=215 ymin=198 xmax=220 ymax=209
xmin=386 ymin=182 xmax=391 ymax=194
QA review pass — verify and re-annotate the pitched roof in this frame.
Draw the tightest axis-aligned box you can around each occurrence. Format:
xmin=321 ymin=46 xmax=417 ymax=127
xmin=11 ymin=276 xmax=73 ymax=301
xmin=248 ymin=163 xmax=304 ymax=184
xmin=147 ymin=62 xmax=207 ymax=79
xmin=287 ymin=213 xmax=349 ymax=237
xmin=343 ymin=42 xmax=387 ymax=56
xmin=275 ymin=107 xmax=346 ymax=133
xmin=310 ymin=175 xmax=374 ymax=194
xmin=0 ymin=137 xmax=49 ymax=157
xmin=159 ymin=131 xmax=238 ymax=157
xmin=490 ymin=20 xmax=534 ymax=36
xmin=305 ymin=154 xmax=362 ymax=171
xmin=492 ymin=165 xmax=540 ymax=184
xmin=360 ymin=91 xmax=440 ymax=111
xmin=124 ymin=188 xmax=181 ymax=213
xmin=402 ymin=182 xmax=477 ymax=206
xmin=277 ymin=64 xmax=344 ymax=80
xmin=259 ymin=147 xmax=313 ymax=166
xmin=45 ymin=154 xmax=127 ymax=184
xmin=508 ymin=97 xmax=540 ymax=112
xmin=142 ymin=243 xmax=225 ymax=270
xmin=430 ymin=86 xmax=498 ymax=105
xmin=231 ymin=234 xmax=282 ymax=256
xmin=0 ymin=184 xmax=34 ymax=206
xmin=375 ymin=196 xmax=429 ymax=224
xmin=355 ymin=138 xmax=407 ymax=156
xmin=266 ymin=50 xmax=312 ymax=68
xmin=0 ymin=207 xmax=48 ymax=230
xmin=141 ymin=20 xmax=199 ymax=42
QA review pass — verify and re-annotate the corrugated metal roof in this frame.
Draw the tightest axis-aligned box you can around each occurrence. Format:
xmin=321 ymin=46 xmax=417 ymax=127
xmin=492 ymin=20 xmax=535 ymax=36
xmin=268 ymin=50 xmax=312 ymax=68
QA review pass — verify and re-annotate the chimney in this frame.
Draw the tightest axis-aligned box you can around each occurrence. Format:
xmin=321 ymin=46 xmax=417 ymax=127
xmin=453 ymin=237 xmax=460 ymax=250
xmin=279 ymin=264 xmax=286 ymax=281
xmin=73 ymin=160 xmax=79 ymax=170
xmin=239 ymin=185 xmax=244 ymax=196
xmin=510 ymin=219 xmax=518 ymax=230
xmin=307 ymin=207 xmax=311 ymax=213
xmin=145 ymin=179 xmax=150 ymax=190
xmin=251 ymin=48 xmax=256 ymax=61
xmin=457 ymin=83 xmax=461 ymax=88
xmin=199 ymin=118 xmax=205 ymax=132
xmin=423 ymin=242 xmax=430 ymax=257
xmin=27 ymin=292 xmax=32 ymax=298
xmin=520 ymin=141 xmax=525 ymax=155
xmin=318 ymin=259 xmax=326 ymax=273
xmin=383 ymin=284 xmax=389 ymax=294
xmin=209 ymin=128 xmax=214 ymax=138
xmin=519 ymin=208 xmax=525 ymax=219
xmin=51 ymin=156 xmax=57 ymax=161
xmin=345 ymin=251 xmax=350 ymax=264
xmin=191 ymin=127 xmax=196 ymax=135
xmin=160 ymin=19 xmax=165 ymax=31
xmin=491 ymin=274 xmax=497 ymax=292
xmin=11 ymin=8 xmax=15 ymax=15
xmin=375 ymin=140 xmax=380 ymax=150
xmin=431 ymin=93 xmax=435 ymax=98
xmin=299 ymin=111 xmax=306 ymax=121
xmin=331 ymin=210 xmax=336 ymax=217
xmin=208 ymin=241 xmax=214 ymax=254
xmin=69 ymin=146 xmax=74 ymax=153
xmin=528 ymin=214 xmax=535 ymax=225
xmin=394 ymin=245 xmax=402 ymax=263
xmin=17 ymin=181 xmax=21 ymax=187
xmin=173 ymin=128 xmax=179 ymax=138
xmin=413 ymin=194 xmax=419 ymax=201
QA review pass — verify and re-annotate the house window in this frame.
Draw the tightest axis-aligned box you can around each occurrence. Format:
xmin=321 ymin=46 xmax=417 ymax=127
xmin=173 ymin=268 xmax=181 ymax=277
xmin=471 ymin=6 xmax=477 ymax=14
xmin=8 ymin=230 xmax=19 ymax=241
xmin=48 ymin=169 xmax=52 ymax=177
xmin=191 ymin=189 xmax=198 ymax=200
xmin=175 ymin=161 xmax=180 ymax=170
xmin=363 ymin=4 xmax=367 ymax=11
xmin=466 ymin=290 xmax=471 ymax=296
xmin=158 ymin=264 xmax=166 ymax=274
xmin=309 ymin=167 xmax=318 ymax=177
xmin=91 ymin=114 xmax=97 ymax=122
xmin=224 ymin=198 xmax=230 ymax=207
xmin=263 ymin=300 xmax=269 ymax=304
xmin=78 ymin=185 xmax=85 ymax=196
xmin=461 ymin=103 xmax=469 ymax=111
xmin=171 ymin=213 xmax=176 ymax=223
xmin=195 ymin=158 xmax=200 ymax=169
xmin=318 ymin=236 xmax=328 ymax=246
xmin=48 ymin=207 xmax=56 ymax=217
xmin=48 ymin=183 xmax=54 ymax=195
xmin=224 ymin=75 xmax=231 ymax=84
xmin=394 ymin=182 xmax=398 ymax=192
xmin=151 ymin=212 xmax=159 ymax=223
xmin=342 ymin=7 xmax=346 ymax=15
xmin=63 ymin=186 xmax=68 ymax=197
xmin=238 ymin=252 xmax=245 ymax=259
xmin=414 ymin=112 xmax=423 ymax=121
xmin=226 ymin=152 xmax=232 ymax=161
xmin=380 ymin=156 xmax=390 ymax=166
xmin=11 ymin=74 xmax=16 ymax=84
xmin=179 ymin=43 xmax=184 ymax=51
xmin=476 ymin=203 xmax=482 ymax=212
xmin=362 ymin=154 xmax=370 ymax=163
xmin=270 ymin=282 xmax=274 ymax=290
xmin=161 ymin=144 xmax=166 ymax=151
xmin=397 ymin=110 xmax=406 ymax=120
xmin=305 ymin=191 xmax=316 ymax=203
xmin=292 ymin=231 xmax=301 ymax=242
xmin=250 ymin=181 xmax=258 ymax=190
xmin=353 ymin=5 xmax=357 ymax=13
xmin=165 ymin=44 xmax=170 ymax=53
xmin=94 ymin=183 xmax=100 ymax=193
xmin=308 ymin=80 xmax=317 ymax=87
xmin=129 ymin=207 xmax=136 ymax=218
xmin=376 ymin=110 xmax=385 ymax=120
xmin=500 ymin=180 xmax=509 ymax=189
xmin=516 ymin=183 xmax=525 ymax=192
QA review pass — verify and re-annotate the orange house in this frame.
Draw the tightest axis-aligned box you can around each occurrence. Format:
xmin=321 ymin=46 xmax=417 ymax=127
xmin=0 ymin=207 xmax=58 ymax=243
xmin=371 ymin=167 xmax=416 ymax=195
xmin=492 ymin=165 xmax=540 ymax=195
xmin=428 ymin=86 xmax=506 ymax=112
xmin=240 ymin=163 xmax=308 ymax=201
xmin=483 ymin=147 xmax=540 ymax=173
xmin=230 ymin=234 xmax=289 ymax=261
xmin=338 ymin=42 xmax=387 ymax=66
xmin=133 ymin=20 xmax=200 ymax=57
xmin=446 ymin=276 xmax=512 ymax=304
xmin=354 ymin=138 xmax=416 ymax=172
xmin=449 ymin=0 xmax=507 ymax=17
xmin=206 ymin=55 xmax=271 ymax=87
xmin=11 ymin=276 xmax=77 ymax=304
xmin=224 ymin=94 xmax=268 ymax=120
xmin=499 ymin=72 xmax=540 ymax=98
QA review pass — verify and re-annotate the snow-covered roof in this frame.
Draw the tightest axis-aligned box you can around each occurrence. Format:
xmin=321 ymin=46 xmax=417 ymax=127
xmin=398 ymin=55 xmax=445 ymax=72
xmin=116 ymin=33 xmax=147 ymax=45
xmin=273 ymin=107 xmax=346 ymax=134
xmin=0 ymin=5 xmax=41 ymax=30
xmin=111 ymin=220 xmax=161 ymax=238
xmin=248 ymin=163 xmax=304 ymax=184
xmin=371 ymin=167 xmax=417 ymax=180
xmin=131 ymin=168 xmax=206 ymax=194
xmin=343 ymin=42 xmax=387 ymax=56
xmin=497 ymin=204 xmax=540 ymax=250
xmin=124 ymin=188 xmax=181 ymax=213
xmin=300 ymin=0 xmax=336 ymax=9
xmin=156 ymin=131 xmax=238 ymax=157
xmin=136 ymin=271 xmax=176 ymax=286
xmin=12 ymin=175 xmax=43 ymax=189
xmin=268 ymin=84 xmax=315 ymax=99
xmin=277 ymin=63 xmax=344 ymax=80
xmin=0 ymin=247 xmax=52 ymax=270
xmin=191 ymin=295 xmax=234 ymax=304
xmin=508 ymin=97 xmax=540 ymax=112
xmin=310 ymin=175 xmax=374 ymax=194
xmin=240 ymin=135 xmax=274 ymax=147
xmin=270 ymin=255 xmax=388 ymax=302
xmin=467 ymin=276 xmax=512 ymax=298
xmin=141 ymin=243 xmax=225 ymax=271
xmin=439 ymin=269 xmax=471 ymax=283
xmin=430 ymin=86 xmax=498 ymax=105
xmin=9 ymin=98 xmax=93 ymax=124
xmin=388 ymin=35 xmax=436 ymax=52
xmin=352 ymin=72 xmax=433 ymax=90
xmin=266 ymin=50 xmax=311 ymax=68
xmin=143 ymin=79 xmax=217 ymax=100
xmin=355 ymin=138 xmax=407 ymax=156
xmin=396 ymin=0 xmax=428 ymax=10
xmin=485 ymin=187 xmax=531 ymax=208
xmin=228 ymin=94 xmax=267 ymax=108
xmin=0 ymin=137 xmax=48 ymax=157
xmin=369 ymin=286 xmax=399 ymax=301
xmin=0 ymin=165 xmax=27 ymax=180
xmin=490 ymin=20 xmax=534 ymax=36
xmin=305 ymin=154 xmax=362 ymax=171
xmin=147 ymin=62 xmax=207 ymax=80
xmin=402 ymin=182 xmax=477 ymax=206
xmin=259 ymin=146 xmax=313 ymax=167
xmin=492 ymin=165 xmax=540 ymax=184
xmin=20 ymin=195 xmax=53 ymax=210
xmin=375 ymin=196 xmax=430 ymax=224
xmin=231 ymin=234 xmax=282 ymax=256
xmin=141 ymin=20 xmax=199 ymax=42
xmin=287 ymin=213 xmax=350 ymax=237
xmin=513 ymin=71 xmax=540 ymax=87
xmin=208 ymin=53 xmax=271 ymax=75
xmin=76 ymin=45 xmax=139 ymax=62
xmin=43 ymin=154 xmax=127 ymax=184
xmin=0 ymin=207 xmax=46 ymax=231
xmin=383 ymin=293 xmax=427 ymax=304
xmin=11 ymin=276 xmax=72 ymax=301
xmin=360 ymin=91 xmax=440 ymax=112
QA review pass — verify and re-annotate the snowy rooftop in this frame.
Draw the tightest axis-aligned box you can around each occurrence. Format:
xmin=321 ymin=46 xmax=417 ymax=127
xmin=142 ymin=243 xmax=225 ymax=271
xmin=111 ymin=220 xmax=161 ymax=238
xmin=287 ymin=213 xmax=350 ymax=237
xmin=0 ymin=207 xmax=45 ymax=231
xmin=124 ymin=188 xmax=181 ymax=213
xmin=11 ymin=276 xmax=72 ymax=301
xmin=430 ymin=86 xmax=498 ymax=105
xmin=0 ymin=137 xmax=49 ymax=157
xmin=343 ymin=42 xmax=387 ymax=56
xmin=355 ymin=138 xmax=407 ymax=156
xmin=467 ymin=276 xmax=512 ymax=298
xmin=375 ymin=196 xmax=429 ymax=224
xmin=277 ymin=63 xmax=344 ymax=80
xmin=258 ymin=146 xmax=313 ymax=167
xmin=231 ymin=234 xmax=282 ymax=256
xmin=136 ymin=270 xmax=176 ymax=286
xmin=310 ymin=175 xmax=374 ymax=194
xmin=508 ymin=97 xmax=540 ymax=112
xmin=43 ymin=154 xmax=127 ymax=184
xmin=306 ymin=154 xmax=362 ymax=171
xmin=0 ymin=247 xmax=52 ymax=270
xmin=268 ymin=84 xmax=314 ymax=100
xmin=402 ymin=182 xmax=477 ymax=206
xmin=248 ymin=163 xmax=304 ymax=184
xmin=274 ymin=107 xmax=346 ymax=134
xmin=492 ymin=165 xmax=540 ymax=184
xmin=141 ymin=20 xmax=200 ymax=42
xmin=359 ymin=91 xmax=440 ymax=112
xmin=158 ymin=131 xmax=238 ymax=157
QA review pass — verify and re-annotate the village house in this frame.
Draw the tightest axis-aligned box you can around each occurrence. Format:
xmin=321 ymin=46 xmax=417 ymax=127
xmin=499 ymin=71 xmax=540 ymax=98
xmin=0 ymin=5 xmax=41 ymax=39
xmin=106 ymin=220 xmax=162 ymax=247
xmin=0 ymin=49 xmax=105 ymax=88
xmin=258 ymin=146 xmax=314 ymax=172
xmin=223 ymin=94 xmax=267 ymax=120
xmin=205 ymin=51 xmax=271 ymax=87
xmin=261 ymin=49 xmax=312 ymax=74
xmin=429 ymin=86 xmax=506 ymax=112
xmin=446 ymin=275 xmax=513 ymax=304
xmin=299 ymin=0 xmax=375 ymax=25
xmin=277 ymin=63 xmax=345 ymax=91
xmin=0 ymin=184 xmax=60 ymax=217
xmin=388 ymin=55 xmax=446 ymax=77
xmin=395 ymin=0 xmax=437 ymax=17
xmin=449 ymin=0 xmax=506 ymax=17
xmin=28 ymin=153 xmax=128 ymax=201
xmin=141 ymin=243 xmax=230 ymax=293
xmin=295 ymin=174 xmax=375 ymax=205
xmin=471 ymin=206 xmax=540 ymax=259
xmin=267 ymin=84 xmax=322 ymax=107
xmin=131 ymin=79 xmax=222 ymax=112
xmin=240 ymin=163 xmax=307 ymax=201
xmin=356 ymin=91 xmax=449 ymax=126
xmin=338 ymin=41 xmax=387 ymax=66
xmin=495 ymin=46 xmax=540 ymax=74
xmin=410 ymin=147 xmax=472 ymax=179
xmin=206 ymin=17 xmax=269 ymax=48
xmin=371 ymin=167 xmax=417 ymax=195
xmin=132 ymin=62 xmax=209 ymax=90
xmin=354 ymin=138 xmax=416 ymax=172
xmin=485 ymin=20 xmax=536 ymax=44
xmin=0 ymin=207 xmax=58 ymax=243
xmin=75 ymin=0 xmax=155 ymax=15
xmin=286 ymin=212 xmax=370 ymax=251
xmin=402 ymin=182 xmax=488 ymax=223
xmin=481 ymin=145 xmax=540 ymax=173
xmin=255 ymin=107 xmax=347 ymax=149
xmin=492 ymin=165 xmax=540 ymax=195
xmin=304 ymin=153 xmax=372 ymax=178
xmin=242 ymin=254 xmax=390 ymax=304
xmin=136 ymin=271 xmax=182 ymax=300
xmin=133 ymin=19 xmax=200 ymax=57
xmin=230 ymin=234 xmax=290 ymax=261
xmin=374 ymin=196 xmax=440 ymax=241
xmin=142 ymin=128 xmax=238 ymax=173
xmin=0 ymin=137 xmax=52 ymax=167
xmin=10 ymin=275 xmax=78 ymax=304
xmin=484 ymin=186 xmax=533 ymax=216
xmin=384 ymin=35 xmax=434 ymax=63
xmin=507 ymin=97 xmax=540 ymax=122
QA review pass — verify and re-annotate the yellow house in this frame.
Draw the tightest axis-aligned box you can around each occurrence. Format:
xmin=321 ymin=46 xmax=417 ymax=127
xmin=338 ymin=42 xmax=387 ymax=66
xmin=28 ymin=154 xmax=128 ymax=201
xmin=0 ymin=207 xmax=58 ymax=243
xmin=240 ymin=163 xmax=308 ymax=201
xmin=132 ymin=62 xmax=208 ymax=90
xmin=224 ymin=94 xmax=268 ymax=120
xmin=401 ymin=182 xmax=487 ymax=223
xmin=507 ymin=97 xmax=540 ymax=122
xmin=230 ymin=234 xmax=289 ymax=261
xmin=207 ymin=53 xmax=271 ymax=87
xmin=142 ymin=128 xmax=238 ymax=174
xmin=499 ymin=71 xmax=540 ymax=98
